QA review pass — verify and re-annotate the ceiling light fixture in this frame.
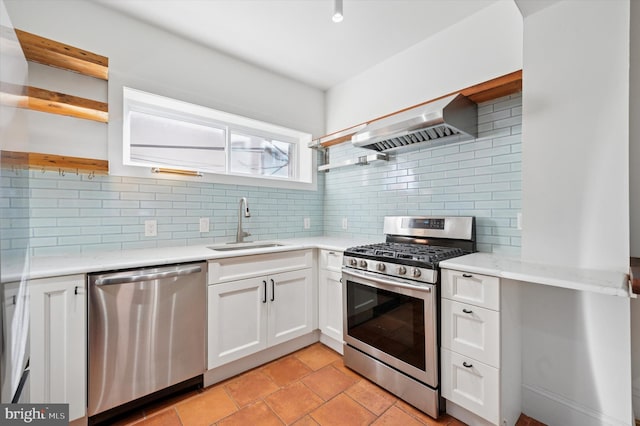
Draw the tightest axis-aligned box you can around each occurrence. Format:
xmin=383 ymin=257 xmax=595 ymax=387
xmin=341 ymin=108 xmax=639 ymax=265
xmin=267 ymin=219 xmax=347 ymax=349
xmin=332 ymin=0 xmax=343 ymax=23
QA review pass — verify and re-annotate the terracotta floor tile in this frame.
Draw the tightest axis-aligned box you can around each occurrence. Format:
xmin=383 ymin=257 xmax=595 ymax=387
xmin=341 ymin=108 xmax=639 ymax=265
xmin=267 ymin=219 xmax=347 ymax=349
xmin=371 ymin=405 xmax=425 ymax=426
xmin=330 ymin=359 xmax=365 ymax=381
xmin=310 ymin=393 xmax=376 ymax=426
xmin=134 ymin=408 xmax=182 ymax=426
xmin=295 ymin=343 xmax=342 ymax=370
xmin=264 ymin=381 xmax=324 ymax=424
xmin=175 ymin=385 xmax=237 ymax=426
xmin=143 ymin=389 xmax=202 ymax=417
xmin=291 ymin=415 xmax=320 ymax=426
xmin=109 ymin=409 xmax=145 ymax=426
xmin=344 ymin=380 xmax=397 ymax=416
xmin=217 ymin=400 xmax=284 ymax=426
xmin=262 ymin=355 xmax=313 ymax=386
xmin=394 ymin=399 xmax=447 ymax=425
xmin=224 ymin=369 xmax=280 ymax=407
xmin=302 ymin=365 xmax=358 ymax=401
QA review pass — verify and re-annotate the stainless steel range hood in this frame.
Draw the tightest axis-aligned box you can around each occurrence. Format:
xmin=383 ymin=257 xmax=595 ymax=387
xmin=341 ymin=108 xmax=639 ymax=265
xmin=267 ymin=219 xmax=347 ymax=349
xmin=351 ymin=93 xmax=477 ymax=153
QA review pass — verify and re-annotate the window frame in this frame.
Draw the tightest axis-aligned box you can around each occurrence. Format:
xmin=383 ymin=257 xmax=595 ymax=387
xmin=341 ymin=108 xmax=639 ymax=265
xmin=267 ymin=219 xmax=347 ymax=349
xmin=114 ymin=87 xmax=315 ymax=190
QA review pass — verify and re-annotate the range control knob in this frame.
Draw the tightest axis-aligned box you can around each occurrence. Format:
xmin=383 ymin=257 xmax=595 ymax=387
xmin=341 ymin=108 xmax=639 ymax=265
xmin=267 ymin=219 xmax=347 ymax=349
xmin=411 ymin=268 xmax=422 ymax=278
xmin=349 ymin=258 xmax=357 ymax=266
xmin=396 ymin=266 xmax=407 ymax=275
xmin=376 ymin=263 xmax=386 ymax=272
xmin=359 ymin=260 xmax=368 ymax=268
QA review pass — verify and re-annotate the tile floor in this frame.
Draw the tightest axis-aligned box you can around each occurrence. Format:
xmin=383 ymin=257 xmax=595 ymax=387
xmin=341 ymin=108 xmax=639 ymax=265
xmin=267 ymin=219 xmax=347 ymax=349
xmin=113 ymin=343 xmax=544 ymax=426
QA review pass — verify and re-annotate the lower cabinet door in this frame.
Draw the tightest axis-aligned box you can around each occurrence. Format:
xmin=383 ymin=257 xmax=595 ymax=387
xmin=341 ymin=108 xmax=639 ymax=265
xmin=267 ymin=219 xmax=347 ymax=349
xmin=441 ymin=348 xmax=499 ymax=425
xmin=318 ymin=269 xmax=343 ymax=342
xmin=29 ymin=275 xmax=86 ymax=421
xmin=208 ymin=278 xmax=268 ymax=369
xmin=267 ymin=269 xmax=313 ymax=347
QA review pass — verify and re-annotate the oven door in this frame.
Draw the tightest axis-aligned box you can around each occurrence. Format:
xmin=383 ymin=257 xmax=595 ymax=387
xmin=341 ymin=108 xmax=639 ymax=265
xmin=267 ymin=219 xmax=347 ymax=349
xmin=342 ymin=268 xmax=438 ymax=387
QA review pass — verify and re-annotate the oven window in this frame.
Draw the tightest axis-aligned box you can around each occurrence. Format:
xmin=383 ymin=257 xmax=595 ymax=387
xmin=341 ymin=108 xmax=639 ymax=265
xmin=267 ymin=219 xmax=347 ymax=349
xmin=346 ymin=280 xmax=426 ymax=371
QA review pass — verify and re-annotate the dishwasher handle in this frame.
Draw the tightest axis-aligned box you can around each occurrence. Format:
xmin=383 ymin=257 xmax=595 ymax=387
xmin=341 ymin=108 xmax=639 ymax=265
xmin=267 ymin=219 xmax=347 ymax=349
xmin=94 ymin=265 xmax=202 ymax=286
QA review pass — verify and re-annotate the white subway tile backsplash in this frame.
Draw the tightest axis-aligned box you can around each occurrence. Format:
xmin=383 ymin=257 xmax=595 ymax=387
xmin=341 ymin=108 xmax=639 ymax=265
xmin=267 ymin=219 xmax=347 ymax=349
xmin=323 ymin=95 xmax=522 ymax=253
xmin=2 ymin=95 xmax=519 ymax=257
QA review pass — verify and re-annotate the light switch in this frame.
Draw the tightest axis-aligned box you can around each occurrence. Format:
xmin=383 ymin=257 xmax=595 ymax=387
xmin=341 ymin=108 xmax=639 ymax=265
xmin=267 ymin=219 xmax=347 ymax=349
xmin=304 ymin=218 xmax=311 ymax=229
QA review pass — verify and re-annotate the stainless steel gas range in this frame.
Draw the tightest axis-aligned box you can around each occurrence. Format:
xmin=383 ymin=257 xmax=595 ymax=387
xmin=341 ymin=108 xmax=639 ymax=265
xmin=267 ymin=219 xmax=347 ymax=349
xmin=341 ymin=216 xmax=475 ymax=418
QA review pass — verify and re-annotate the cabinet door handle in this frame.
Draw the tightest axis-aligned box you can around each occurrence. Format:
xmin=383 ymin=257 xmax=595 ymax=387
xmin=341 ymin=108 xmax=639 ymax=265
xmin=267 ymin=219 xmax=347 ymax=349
xmin=462 ymin=362 xmax=473 ymax=368
xmin=270 ymin=279 xmax=275 ymax=302
xmin=462 ymin=273 xmax=473 ymax=278
xmin=462 ymin=308 xmax=473 ymax=314
xmin=74 ymin=286 xmax=79 ymax=295
xmin=262 ymin=280 xmax=267 ymax=303
xmin=12 ymin=295 xmax=16 ymax=305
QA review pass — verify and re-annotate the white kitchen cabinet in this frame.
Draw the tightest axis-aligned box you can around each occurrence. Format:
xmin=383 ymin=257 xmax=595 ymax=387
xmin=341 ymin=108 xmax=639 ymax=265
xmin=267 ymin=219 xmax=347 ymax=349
xmin=441 ymin=268 xmax=520 ymax=426
xmin=1 ymin=281 xmax=28 ymax=403
xmin=207 ymin=251 xmax=314 ymax=369
xmin=29 ymin=275 xmax=86 ymax=422
xmin=318 ymin=250 xmax=343 ymax=351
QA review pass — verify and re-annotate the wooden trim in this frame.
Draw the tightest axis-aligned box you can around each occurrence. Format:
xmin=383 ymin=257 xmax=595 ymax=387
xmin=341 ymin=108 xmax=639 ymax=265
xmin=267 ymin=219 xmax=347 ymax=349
xmin=631 ymin=258 xmax=640 ymax=295
xmin=14 ymin=29 xmax=108 ymax=80
xmin=20 ymin=86 xmax=109 ymax=123
xmin=1 ymin=150 xmax=108 ymax=175
xmin=318 ymin=70 xmax=522 ymax=148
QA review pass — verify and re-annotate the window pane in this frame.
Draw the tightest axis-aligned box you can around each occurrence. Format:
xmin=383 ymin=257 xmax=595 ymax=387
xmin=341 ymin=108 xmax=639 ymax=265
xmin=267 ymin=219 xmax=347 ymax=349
xmin=230 ymin=132 xmax=293 ymax=178
xmin=129 ymin=111 xmax=226 ymax=173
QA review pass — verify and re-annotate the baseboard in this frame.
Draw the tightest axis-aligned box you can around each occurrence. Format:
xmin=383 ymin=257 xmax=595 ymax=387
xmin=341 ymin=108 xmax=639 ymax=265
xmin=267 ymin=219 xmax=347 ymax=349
xmin=522 ymin=384 xmax=633 ymax=426
xmin=318 ymin=333 xmax=343 ymax=355
xmin=204 ymin=331 xmax=320 ymax=387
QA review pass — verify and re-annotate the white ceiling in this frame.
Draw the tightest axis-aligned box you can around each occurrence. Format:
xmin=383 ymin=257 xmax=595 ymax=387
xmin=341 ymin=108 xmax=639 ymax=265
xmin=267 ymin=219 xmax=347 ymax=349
xmin=94 ymin=0 xmax=499 ymax=90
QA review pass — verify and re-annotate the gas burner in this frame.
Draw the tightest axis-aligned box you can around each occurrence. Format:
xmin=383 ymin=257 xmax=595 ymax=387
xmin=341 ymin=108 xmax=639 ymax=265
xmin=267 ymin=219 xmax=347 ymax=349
xmin=343 ymin=216 xmax=476 ymax=283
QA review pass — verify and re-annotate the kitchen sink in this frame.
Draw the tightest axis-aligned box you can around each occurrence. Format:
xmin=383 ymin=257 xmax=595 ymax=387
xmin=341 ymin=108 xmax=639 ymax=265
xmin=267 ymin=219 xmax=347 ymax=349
xmin=207 ymin=242 xmax=285 ymax=252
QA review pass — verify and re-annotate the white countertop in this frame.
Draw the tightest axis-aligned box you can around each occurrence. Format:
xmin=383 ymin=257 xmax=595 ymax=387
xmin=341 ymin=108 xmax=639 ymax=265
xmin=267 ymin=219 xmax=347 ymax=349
xmin=1 ymin=236 xmax=377 ymax=283
xmin=440 ymin=252 xmax=631 ymax=298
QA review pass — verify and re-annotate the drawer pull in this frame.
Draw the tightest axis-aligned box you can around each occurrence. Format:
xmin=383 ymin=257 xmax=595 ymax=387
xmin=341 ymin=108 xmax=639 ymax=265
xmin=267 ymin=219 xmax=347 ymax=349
xmin=462 ymin=273 xmax=473 ymax=278
xmin=462 ymin=362 xmax=473 ymax=368
xmin=462 ymin=308 xmax=473 ymax=314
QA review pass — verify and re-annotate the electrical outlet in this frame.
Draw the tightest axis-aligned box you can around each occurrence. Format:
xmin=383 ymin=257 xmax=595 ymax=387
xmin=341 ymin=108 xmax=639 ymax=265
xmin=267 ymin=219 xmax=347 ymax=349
xmin=516 ymin=212 xmax=522 ymax=230
xmin=304 ymin=217 xmax=311 ymax=229
xmin=342 ymin=217 xmax=348 ymax=230
xmin=199 ymin=217 xmax=210 ymax=233
xmin=144 ymin=220 xmax=157 ymax=237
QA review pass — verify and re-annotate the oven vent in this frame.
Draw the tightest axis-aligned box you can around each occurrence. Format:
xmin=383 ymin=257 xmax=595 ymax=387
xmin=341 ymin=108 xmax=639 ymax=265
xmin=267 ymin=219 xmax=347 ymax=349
xmin=351 ymin=94 xmax=477 ymax=153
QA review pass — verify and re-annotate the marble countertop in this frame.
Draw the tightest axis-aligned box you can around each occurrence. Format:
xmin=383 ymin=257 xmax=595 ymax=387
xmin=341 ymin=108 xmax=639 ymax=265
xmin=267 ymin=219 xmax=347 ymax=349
xmin=440 ymin=252 xmax=631 ymax=298
xmin=1 ymin=236 xmax=377 ymax=283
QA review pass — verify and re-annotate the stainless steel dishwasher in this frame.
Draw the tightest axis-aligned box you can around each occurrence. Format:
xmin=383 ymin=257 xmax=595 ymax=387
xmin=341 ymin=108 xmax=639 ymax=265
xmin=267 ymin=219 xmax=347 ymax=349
xmin=88 ymin=262 xmax=206 ymax=421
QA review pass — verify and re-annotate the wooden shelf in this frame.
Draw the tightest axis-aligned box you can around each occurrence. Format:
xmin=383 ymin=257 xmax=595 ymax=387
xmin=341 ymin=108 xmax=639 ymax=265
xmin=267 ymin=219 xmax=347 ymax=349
xmin=15 ymin=29 xmax=108 ymax=80
xmin=7 ymin=29 xmax=110 ymax=123
xmin=1 ymin=150 xmax=109 ymax=176
xmin=316 ymin=70 xmax=523 ymax=148
xmin=23 ymin=86 xmax=108 ymax=123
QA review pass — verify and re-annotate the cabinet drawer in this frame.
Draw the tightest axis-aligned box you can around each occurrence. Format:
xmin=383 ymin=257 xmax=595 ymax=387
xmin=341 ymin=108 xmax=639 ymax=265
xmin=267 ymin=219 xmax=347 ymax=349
xmin=441 ymin=299 xmax=500 ymax=368
xmin=319 ymin=249 xmax=343 ymax=272
xmin=442 ymin=269 xmax=500 ymax=310
xmin=208 ymin=250 xmax=313 ymax=284
xmin=441 ymin=348 xmax=499 ymax=425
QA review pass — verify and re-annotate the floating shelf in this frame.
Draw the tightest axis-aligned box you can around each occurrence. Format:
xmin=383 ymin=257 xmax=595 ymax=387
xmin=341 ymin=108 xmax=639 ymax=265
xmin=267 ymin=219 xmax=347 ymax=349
xmin=313 ymin=70 xmax=522 ymax=148
xmin=14 ymin=29 xmax=108 ymax=80
xmin=1 ymin=150 xmax=109 ymax=176
xmin=318 ymin=153 xmax=388 ymax=172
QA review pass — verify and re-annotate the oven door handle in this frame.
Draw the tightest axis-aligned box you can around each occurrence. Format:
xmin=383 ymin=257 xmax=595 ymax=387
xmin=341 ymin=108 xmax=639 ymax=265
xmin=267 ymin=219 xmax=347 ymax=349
xmin=342 ymin=268 xmax=432 ymax=292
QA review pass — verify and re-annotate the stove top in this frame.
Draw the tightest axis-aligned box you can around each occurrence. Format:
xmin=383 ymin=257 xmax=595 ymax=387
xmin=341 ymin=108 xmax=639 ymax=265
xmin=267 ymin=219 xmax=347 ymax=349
xmin=345 ymin=242 xmax=468 ymax=268
xmin=342 ymin=216 xmax=476 ymax=284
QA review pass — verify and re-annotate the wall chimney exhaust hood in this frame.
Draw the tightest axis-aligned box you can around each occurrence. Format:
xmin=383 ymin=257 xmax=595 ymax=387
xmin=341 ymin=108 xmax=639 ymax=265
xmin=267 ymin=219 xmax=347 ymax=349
xmin=351 ymin=93 xmax=477 ymax=153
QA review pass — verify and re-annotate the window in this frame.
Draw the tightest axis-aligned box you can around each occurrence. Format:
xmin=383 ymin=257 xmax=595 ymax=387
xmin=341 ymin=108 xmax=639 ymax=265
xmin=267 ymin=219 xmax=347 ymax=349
xmin=121 ymin=88 xmax=313 ymax=187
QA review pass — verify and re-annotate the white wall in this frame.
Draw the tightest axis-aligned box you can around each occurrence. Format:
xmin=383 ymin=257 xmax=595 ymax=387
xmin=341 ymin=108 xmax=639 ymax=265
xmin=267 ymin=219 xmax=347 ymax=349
xmin=3 ymin=0 xmax=325 ymax=161
xmin=631 ymin=0 xmax=640 ymax=258
xmin=520 ymin=0 xmax=630 ymax=272
xmin=324 ymin=0 xmax=523 ymax=134
xmin=518 ymin=1 xmax=632 ymax=424
xmin=629 ymin=0 xmax=640 ymax=418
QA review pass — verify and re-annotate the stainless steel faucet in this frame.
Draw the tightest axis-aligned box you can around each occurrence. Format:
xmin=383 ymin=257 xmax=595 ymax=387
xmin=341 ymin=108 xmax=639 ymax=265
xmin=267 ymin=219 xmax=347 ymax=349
xmin=236 ymin=197 xmax=251 ymax=243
